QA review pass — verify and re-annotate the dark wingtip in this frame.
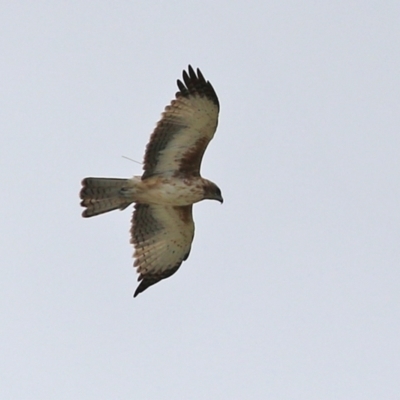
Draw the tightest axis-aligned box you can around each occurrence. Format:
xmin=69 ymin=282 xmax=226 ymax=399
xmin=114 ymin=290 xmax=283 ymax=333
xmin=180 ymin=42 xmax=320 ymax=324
xmin=133 ymin=279 xmax=155 ymax=298
xmin=132 ymin=265 xmax=182 ymax=298
xmin=175 ymin=65 xmax=219 ymax=108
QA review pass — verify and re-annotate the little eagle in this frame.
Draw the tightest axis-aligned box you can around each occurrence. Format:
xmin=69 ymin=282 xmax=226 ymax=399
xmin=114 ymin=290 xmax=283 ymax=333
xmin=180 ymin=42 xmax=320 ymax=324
xmin=80 ymin=66 xmax=222 ymax=297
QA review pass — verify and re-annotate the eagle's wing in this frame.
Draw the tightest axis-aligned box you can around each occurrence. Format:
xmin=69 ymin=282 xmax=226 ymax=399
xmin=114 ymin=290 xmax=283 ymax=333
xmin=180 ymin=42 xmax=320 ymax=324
xmin=142 ymin=66 xmax=219 ymax=179
xmin=131 ymin=203 xmax=194 ymax=297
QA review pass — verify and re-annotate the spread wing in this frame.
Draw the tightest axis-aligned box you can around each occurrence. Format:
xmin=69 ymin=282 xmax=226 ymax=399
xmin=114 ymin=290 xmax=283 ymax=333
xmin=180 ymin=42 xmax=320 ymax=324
xmin=142 ymin=66 xmax=219 ymax=179
xmin=131 ymin=203 xmax=195 ymax=297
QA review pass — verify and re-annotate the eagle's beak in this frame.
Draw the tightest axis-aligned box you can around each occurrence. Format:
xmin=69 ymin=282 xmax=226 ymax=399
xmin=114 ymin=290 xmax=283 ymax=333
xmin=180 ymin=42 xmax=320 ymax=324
xmin=217 ymin=195 xmax=224 ymax=204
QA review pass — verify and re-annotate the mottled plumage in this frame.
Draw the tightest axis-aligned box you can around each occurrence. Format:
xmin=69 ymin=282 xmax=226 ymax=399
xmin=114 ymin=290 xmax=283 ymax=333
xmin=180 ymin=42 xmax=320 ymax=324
xmin=80 ymin=66 xmax=222 ymax=297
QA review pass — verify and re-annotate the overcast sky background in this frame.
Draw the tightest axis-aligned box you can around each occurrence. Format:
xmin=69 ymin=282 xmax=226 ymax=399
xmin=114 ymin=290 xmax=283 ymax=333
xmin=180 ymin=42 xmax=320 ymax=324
xmin=1 ymin=2 xmax=399 ymax=399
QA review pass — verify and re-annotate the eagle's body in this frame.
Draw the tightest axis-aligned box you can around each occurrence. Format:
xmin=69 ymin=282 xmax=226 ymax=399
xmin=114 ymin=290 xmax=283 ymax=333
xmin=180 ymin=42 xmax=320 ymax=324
xmin=80 ymin=66 xmax=222 ymax=297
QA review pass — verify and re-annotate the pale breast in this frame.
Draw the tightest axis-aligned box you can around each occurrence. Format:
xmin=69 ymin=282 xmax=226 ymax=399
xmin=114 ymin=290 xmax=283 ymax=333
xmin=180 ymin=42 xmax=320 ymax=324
xmin=136 ymin=176 xmax=205 ymax=206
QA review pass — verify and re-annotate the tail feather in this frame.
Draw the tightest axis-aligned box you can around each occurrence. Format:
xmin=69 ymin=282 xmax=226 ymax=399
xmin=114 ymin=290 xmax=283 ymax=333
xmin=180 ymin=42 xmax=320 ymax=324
xmin=80 ymin=177 xmax=134 ymax=217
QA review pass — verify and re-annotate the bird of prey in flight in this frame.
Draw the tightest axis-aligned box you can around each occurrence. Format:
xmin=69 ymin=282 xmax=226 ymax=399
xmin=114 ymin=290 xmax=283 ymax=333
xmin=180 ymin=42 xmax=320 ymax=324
xmin=80 ymin=66 xmax=222 ymax=297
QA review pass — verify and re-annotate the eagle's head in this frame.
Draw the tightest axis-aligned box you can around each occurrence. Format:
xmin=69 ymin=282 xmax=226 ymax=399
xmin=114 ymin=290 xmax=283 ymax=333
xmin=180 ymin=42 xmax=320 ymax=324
xmin=202 ymin=180 xmax=223 ymax=203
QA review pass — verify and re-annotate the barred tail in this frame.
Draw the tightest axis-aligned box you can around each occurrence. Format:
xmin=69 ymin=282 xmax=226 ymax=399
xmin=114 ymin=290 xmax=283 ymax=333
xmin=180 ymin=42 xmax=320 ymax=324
xmin=80 ymin=177 xmax=135 ymax=217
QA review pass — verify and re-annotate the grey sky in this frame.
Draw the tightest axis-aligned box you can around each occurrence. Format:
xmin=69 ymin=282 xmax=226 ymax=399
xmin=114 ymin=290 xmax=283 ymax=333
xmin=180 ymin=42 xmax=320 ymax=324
xmin=1 ymin=1 xmax=399 ymax=399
